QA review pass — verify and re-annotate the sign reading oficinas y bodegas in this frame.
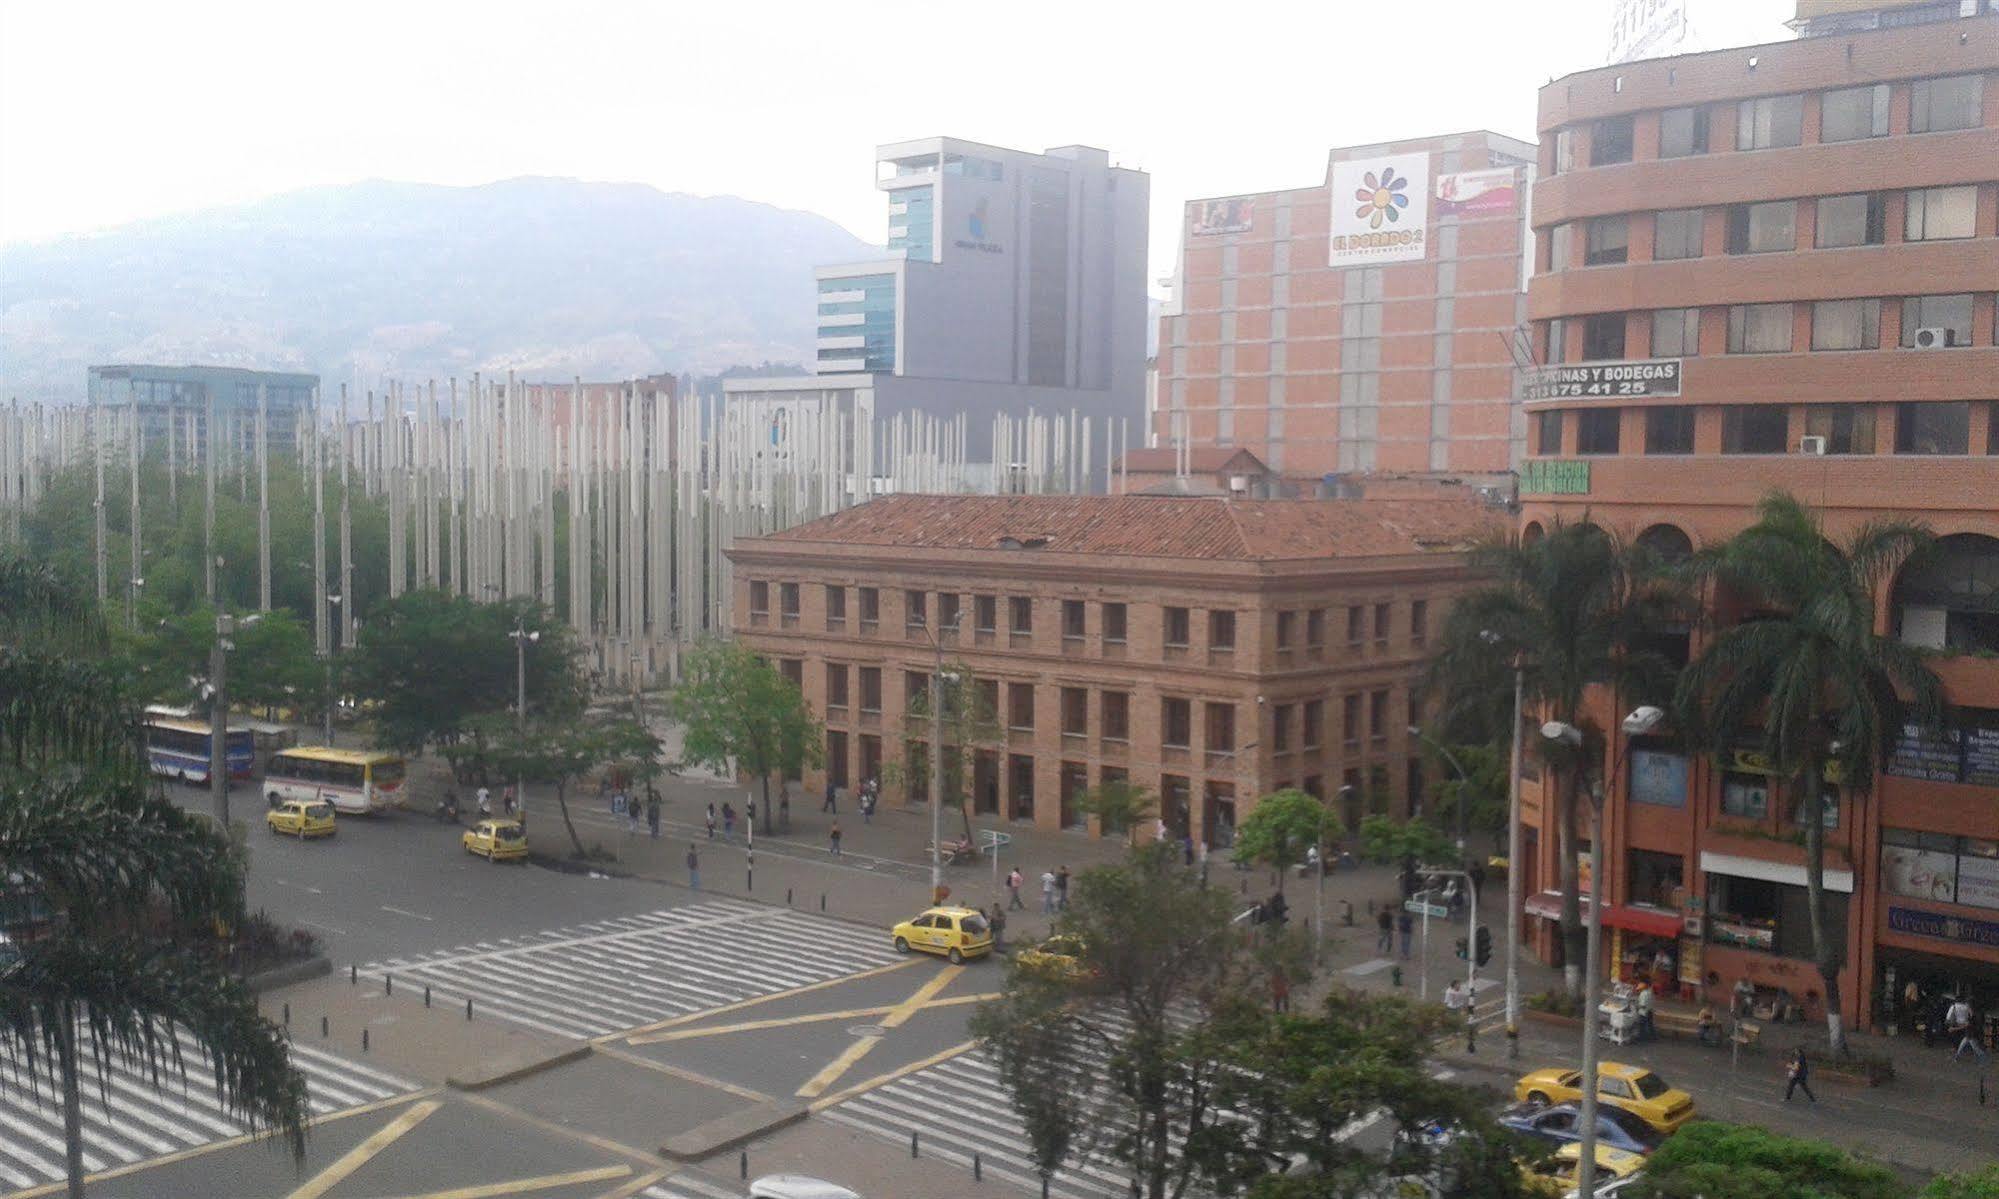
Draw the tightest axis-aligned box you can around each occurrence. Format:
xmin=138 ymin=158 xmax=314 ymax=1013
xmin=1329 ymin=153 xmax=1430 ymax=268
xmin=1523 ymin=359 xmax=1683 ymax=401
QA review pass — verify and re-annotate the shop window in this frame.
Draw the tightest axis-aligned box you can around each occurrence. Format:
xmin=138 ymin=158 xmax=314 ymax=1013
xmin=1707 ymin=875 xmax=1780 ymax=952
xmin=1576 ymin=408 xmax=1621 ymax=455
xmin=1644 ymin=407 xmax=1695 ymax=455
xmin=1900 ymin=294 xmax=1973 ymax=348
xmin=1810 ymin=299 xmax=1880 ymax=351
xmin=1719 ymin=771 xmax=1771 ymax=820
xmin=1651 ymin=308 xmax=1699 ymax=358
xmin=1726 ymin=201 xmax=1795 ymax=254
xmin=1721 ymin=406 xmax=1789 ymax=454
xmin=1653 ymin=208 xmax=1704 ymax=260
xmin=1895 ymin=402 xmax=1971 ymax=455
xmin=1790 ymin=782 xmax=1840 ymax=830
xmin=1819 ymin=82 xmax=1888 ymax=142
xmin=1804 ymin=405 xmax=1876 ymax=455
xmin=1726 ymin=304 xmax=1793 ymax=354
xmin=1658 ymin=105 xmax=1709 ymax=158
xmin=1910 ymin=73 xmax=1984 ymax=133
xmin=1582 ymin=313 xmax=1626 ymax=360
xmin=1590 ymin=114 xmax=1635 ymax=165
xmin=1584 ymin=216 xmax=1629 ymax=266
xmin=1736 ymin=93 xmax=1803 ymax=149
xmin=1814 ymin=193 xmax=1886 ymax=248
xmin=1905 ymin=186 xmax=1978 ymax=242
xmin=1893 ymin=533 xmax=1999 ymax=653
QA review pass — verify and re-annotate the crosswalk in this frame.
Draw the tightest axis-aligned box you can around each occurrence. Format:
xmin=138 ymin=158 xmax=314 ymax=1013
xmin=362 ymin=899 xmax=903 ymax=1040
xmin=0 ymin=1028 xmax=414 ymax=1192
xmin=642 ymin=1172 xmax=744 ymax=1199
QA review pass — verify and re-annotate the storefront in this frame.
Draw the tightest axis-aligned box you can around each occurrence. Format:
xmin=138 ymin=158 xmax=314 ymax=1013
xmin=1874 ymin=827 xmax=1999 ymax=1045
xmin=1522 ymin=891 xmax=1688 ymax=994
xmin=1700 ymin=851 xmax=1853 ymax=1022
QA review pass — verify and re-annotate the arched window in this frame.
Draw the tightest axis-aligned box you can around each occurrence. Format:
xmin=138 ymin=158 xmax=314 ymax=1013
xmin=1894 ymin=533 xmax=1999 ymax=652
xmin=1522 ymin=521 xmax=1547 ymax=546
xmin=1636 ymin=523 xmax=1694 ymax=565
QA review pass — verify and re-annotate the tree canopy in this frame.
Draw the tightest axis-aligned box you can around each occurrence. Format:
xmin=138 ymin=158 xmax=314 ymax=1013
xmin=1234 ymin=789 xmax=1337 ymax=897
xmin=1629 ymin=1122 xmax=1904 ymax=1199
xmin=669 ymin=639 xmax=822 ymax=834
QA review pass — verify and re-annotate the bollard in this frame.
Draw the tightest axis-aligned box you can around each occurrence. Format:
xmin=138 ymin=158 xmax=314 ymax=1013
xmin=362 ymin=1028 xmax=369 ymax=1052
xmin=282 ymin=1002 xmax=290 ymax=1027
xmin=350 ymin=964 xmax=357 ymax=985
xmin=747 ymin=867 xmax=753 ymax=892
xmin=821 ymin=893 xmax=826 ymax=912
xmin=974 ymin=1152 xmax=982 ymax=1181
xmin=740 ymin=1151 xmax=748 ymax=1180
xmin=466 ymin=998 xmax=474 ymax=1021
xmin=320 ymin=1016 xmax=328 ymax=1038
xmin=424 ymin=986 xmax=431 ymax=1008
xmin=911 ymin=1130 xmax=920 ymax=1158
xmin=385 ymin=974 xmax=392 ymax=996
xmin=787 ymin=887 xmax=793 ymax=906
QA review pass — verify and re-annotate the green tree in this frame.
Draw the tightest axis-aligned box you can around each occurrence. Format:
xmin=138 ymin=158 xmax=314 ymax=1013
xmin=1422 ymin=740 xmax=1510 ymax=850
xmin=448 ymin=710 xmax=660 ymax=859
xmin=1427 ymin=521 xmax=1684 ymax=998
xmin=1076 ymin=778 xmax=1157 ymax=846
xmin=0 ymin=554 xmax=309 ymax=1198
xmin=1234 ymin=789 xmax=1337 ymax=898
xmin=1923 ymin=1166 xmax=1999 ymax=1199
xmin=669 ymin=640 xmax=823 ymax=836
xmin=1676 ymin=493 xmax=1941 ymax=1056
xmin=888 ymin=661 xmax=1002 ymax=846
xmin=1629 ymin=1122 xmax=1904 ymax=1199
xmin=1357 ymin=813 xmax=1462 ymax=903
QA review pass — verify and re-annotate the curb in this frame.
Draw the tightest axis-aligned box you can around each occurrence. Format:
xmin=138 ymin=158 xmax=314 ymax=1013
xmin=659 ymin=1099 xmax=810 ymax=1161
xmin=446 ymin=1042 xmax=594 ymax=1092
xmin=245 ymin=954 xmax=332 ymax=993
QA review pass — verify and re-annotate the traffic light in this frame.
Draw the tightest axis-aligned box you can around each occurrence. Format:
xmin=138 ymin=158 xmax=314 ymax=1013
xmin=1475 ymin=925 xmax=1493 ymax=968
xmin=1454 ymin=936 xmax=1469 ymax=961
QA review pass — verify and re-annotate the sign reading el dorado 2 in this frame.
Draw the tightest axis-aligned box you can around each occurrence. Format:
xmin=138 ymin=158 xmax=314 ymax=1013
xmin=1330 ymin=153 xmax=1430 ymax=268
xmin=1524 ymin=359 xmax=1683 ymax=401
xmin=1520 ymin=460 xmax=1591 ymax=495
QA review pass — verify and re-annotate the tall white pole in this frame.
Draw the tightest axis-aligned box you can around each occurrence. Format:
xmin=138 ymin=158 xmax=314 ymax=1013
xmin=1504 ymin=664 xmax=1525 ymax=1057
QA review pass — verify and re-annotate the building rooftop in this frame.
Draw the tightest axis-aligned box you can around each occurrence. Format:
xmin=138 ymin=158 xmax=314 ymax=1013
xmin=758 ymin=493 xmax=1497 ymax=563
xmin=1119 ymin=447 xmax=1270 ymax=475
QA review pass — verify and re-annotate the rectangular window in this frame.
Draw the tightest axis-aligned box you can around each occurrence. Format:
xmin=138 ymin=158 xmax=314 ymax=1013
xmin=1554 ymin=128 xmax=1577 ymax=174
xmin=1302 ymin=699 xmax=1324 ymax=749
xmin=905 ymin=590 xmax=927 ymax=629
xmin=1804 ymin=405 xmax=1876 ymax=455
xmin=1276 ymin=611 xmax=1296 ymax=649
xmin=1814 ymin=193 xmax=1886 ymax=248
xmin=1306 ymin=609 xmax=1325 ymax=648
xmin=1811 ymin=299 xmax=1881 ymax=351
xmin=1373 ymin=603 xmax=1391 ymax=643
xmin=1368 ymin=689 xmax=1389 ymax=739
xmin=1534 ymin=410 xmax=1564 ymax=455
xmin=1736 ymin=93 xmax=1803 ymax=149
xmin=826 ymin=663 xmax=849 ymax=709
xmin=1410 ymin=599 xmax=1429 ymax=646
xmin=1576 ymin=408 xmax=1622 ymax=455
xmin=974 ymin=594 xmax=997 ymax=633
xmin=1008 ymin=596 xmax=1033 ymax=635
xmin=1165 ymin=606 xmax=1191 ymax=647
xmin=1205 ymin=703 xmax=1236 ymax=754
xmin=1820 ymin=83 xmax=1889 ymax=142
xmin=1008 ymin=682 xmax=1036 ymax=730
xmin=1726 ymin=201 xmax=1795 ymax=254
xmin=1651 ymin=307 xmax=1700 ymax=357
xmin=779 ymin=583 xmax=800 ymax=620
xmin=1991 ymin=403 xmax=1999 ymax=456
xmin=1062 ymin=599 xmax=1085 ymax=639
xmin=1545 ymin=317 xmax=1568 ymax=364
xmin=937 ymin=592 xmax=960 ymax=632
xmin=1584 ymin=216 xmax=1629 ymax=266
xmin=825 ymin=584 xmax=847 ymax=626
xmin=1645 ymin=406 xmax=1696 ymax=454
xmin=905 ymin=670 xmax=929 ymax=710
xmin=749 ymin=580 xmax=769 ymax=616
xmin=1163 ymin=698 xmax=1192 ymax=748
xmin=1208 ymin=610 xmax=1237 ymax=650
xmin=1582 ymin=313 xmax=1627 ymax=361
xmin=1548 ymin=223 xmax=1574 ymax=272
xmin=859 ymin=587 xmax=880 ymax=626
xmin=1653 ymin=208 xmax=1704 ymax=260
xmin=1342 ymin=694 xmax=1361 ymax=745
xmin=1658 ymin=105 xmax=1709 ymax=158
xmin=1273 ymin=704 xmax=1293 ymax=752
xmin=1060 ymin=687 xmax=1087 ymax=736
xmin=1102 ymin=602 xmax=1127 ymax=643
xmin=1895 ymin=402 xmax=1971 ymax=455
xmin=1102 ymin=691 xmax=1130 ymax=741
xmin=1910 ymin=74 xmax=1984 ymax=133
xmin=859 ymin=667 xmax=882 ymax=713
xmin=1721 ymin=406 xmax=1790 ymax=454
xmin=1727 ymin=303 xmax=1794 ymax=354
xmin=1720 ymin=772 xmax=1771 ymax=819
xmin=1346 ymin=605 xmax=1365 ymax=646
xmin=1905 ymin=186 xmax=1978 ymax=241
xmin=1590 ymin=114 xmax=1635 ymax=165
xmin=1901 ymin=294 xmax=1974 ymax=348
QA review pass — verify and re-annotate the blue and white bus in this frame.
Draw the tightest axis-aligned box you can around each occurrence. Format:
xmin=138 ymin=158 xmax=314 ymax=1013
xmin=143 ymin=715 xmax=255 ymax=784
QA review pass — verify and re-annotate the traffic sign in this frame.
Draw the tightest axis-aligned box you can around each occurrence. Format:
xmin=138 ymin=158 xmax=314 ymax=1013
xmin=1404 ymin=900 xmax=1449 ymax=918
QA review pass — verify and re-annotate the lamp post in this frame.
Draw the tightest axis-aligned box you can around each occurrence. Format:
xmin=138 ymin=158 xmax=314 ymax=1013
xmin=1542 ymin=705 xmax=1664 ymax=1199
xmin=1480 ymin=628 xmax=1528 ymax=1059
xmin=1407 ymin=724 xmax=1471 ymax=852
xmin=1318 ymin=784 xmax=1353 ymax=968
xmin=324 ymin=593 xmax=342 ymax=745
xmin=511 ymin=623 xmax=540 ymax=821
xmin=919 ymin=612 xmax=963 ymax=899
xmin=207 ymin=612 xmax=262 ymax=827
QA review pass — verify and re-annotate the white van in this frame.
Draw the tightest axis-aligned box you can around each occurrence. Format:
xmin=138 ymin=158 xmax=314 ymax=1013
xmin=749 ymin=1177 xmax=861 ymax=1199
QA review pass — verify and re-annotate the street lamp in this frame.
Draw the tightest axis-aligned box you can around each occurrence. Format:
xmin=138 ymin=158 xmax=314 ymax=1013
xmin=1407 ymin=725 xmax=1472 ymax=852
xmin=324 ymin=593 xmax=343 ymax=745
xmin=1317 ymin=784 xmax=1354 ymax=967
xmin=1542 ymin=704 xmax=1664 ymax=1199
xmin=1482 ymin=628 xmax=1529 ymax=1059
xmin=206 ymin=611 xmax=262 ymax=827
xmin=511 ymin=623 xmax=540 ymax=822
xmin=915 ymin=611 xmax=964 ymax=900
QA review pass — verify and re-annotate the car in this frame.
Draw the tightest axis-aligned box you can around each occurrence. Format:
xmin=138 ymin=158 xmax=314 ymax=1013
xmin=749 ymin=1176 xmax=861 ymax=1199
xmin=1498 ymin=1100 xmax=1662 ymax=1155
xmin=1013 ymin=933 xmax=1089 ymax=980
xmin=462 ymin=819 xmax=528 ymax=862
xmin=1520 ymin=1141 xmax=1645 ymax=1197
xmin=890 ymin=906 xmax=992 ymax=963
xmin=266 ymin=799 xmax=337 ymax=839
xmin=1513 ymin=1061 xmax=1695 ymax=1134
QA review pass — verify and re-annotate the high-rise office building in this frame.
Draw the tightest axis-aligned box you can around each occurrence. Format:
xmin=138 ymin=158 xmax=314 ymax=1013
xmin=87 ymin=364 xmax=318 ymax=458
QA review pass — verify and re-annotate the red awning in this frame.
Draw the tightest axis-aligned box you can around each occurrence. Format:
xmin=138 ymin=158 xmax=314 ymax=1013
xmin=1521 ymin=892 xmax=1682 ymax=938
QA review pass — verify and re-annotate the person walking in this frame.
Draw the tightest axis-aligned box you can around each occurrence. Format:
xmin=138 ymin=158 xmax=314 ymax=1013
xmin=1397 ymin=909 xmax=1414 ymax=960
xmin=627 ymin=792 xmax=642 ymax=834
xmin=1948 ymin=997 xmax=1989 ymax=1063
xmin=502 ymin=784 xmax=517 ymax=818
xmin=685 ymin=844 xmax=700 ymax=891
xmin=1271 ymin=969 xmax=1291 ymax=1014
xmin=861 ymin=789 xmax=874 ymax=824
xmin=705 ymin=802 xmax=717 ymax=840
xmin=1041 ymin=869 xmax=1057 ymax=914
xmin=1636 ymin=982 xmax=1657 ymax=1042
xmin=990 ymin=903 xmax=1007 ymax=954
xmin=1784 ymin=1046 xmax=1816 ymax=1103
xmin=476 ymin=786 xmax=492 ymax=818
xmin=1377 ymin=907 xmax=1395 ymax=954
xmin=821 ymin=785 xmax=837 ymax=814
xmin=829 ymin=820 xmax=843 ymax=857
xmin=646 ymin=793 xmax=661 ymax=839
xmin=721 ymin=803 xmax=736 ymax=842
xmin=1006 ymin=867 xmax=1025 ymax=910
xmin=779 ymin=794 xmax=791 ymax=833
xmin=1055 ymin=866 xmax=1071 ymax=912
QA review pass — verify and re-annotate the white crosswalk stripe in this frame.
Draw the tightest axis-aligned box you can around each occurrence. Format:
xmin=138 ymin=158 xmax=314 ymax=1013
xmin=362 ymin=899 xmax=902 ymax=1039
xmin=643 ymin=1174 xmax=745 ymax=1199
xmin=0 ymin=1027 xmax=416 ymax=1192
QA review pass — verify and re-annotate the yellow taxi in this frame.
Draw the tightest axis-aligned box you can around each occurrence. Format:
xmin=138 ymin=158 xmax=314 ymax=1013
xmin=462 ymin=819 xmax=528 ymax=862
xmin=266 ymin=799 xmax=336 ymax=839
xmin=1514 ymin=1061 xmax=1696 ymax=1134
xmin=890 ymin=906 xmax=992 ymax=964
xmin=1013 ymin=934 xmax=1090 ymax=981
xmin=1521 ymin=1142 xmax=1645 ymax=1197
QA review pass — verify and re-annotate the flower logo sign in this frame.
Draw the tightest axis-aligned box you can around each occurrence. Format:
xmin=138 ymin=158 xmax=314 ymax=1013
xmin=1353 ymin=167 xmax=1411 ymax=229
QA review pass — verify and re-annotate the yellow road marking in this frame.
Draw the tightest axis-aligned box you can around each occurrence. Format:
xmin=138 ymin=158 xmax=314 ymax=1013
xmin=384 ymin=1163 xmax=632 ymax=1199
xmin=590 ymin=1166 xmax=671 ymax=1199
xmin=632 ymin=1003 xmax=894 ymax=1043
xmin=591 ymin=1043 xmax=774 ymax=1102
xmin=808 ymin=1038 xmax=979 ymax=1113
xmin=794 ymin=965 xmax=961 ymax=1098
xmin=455 ymin=1091 xmax=656 ymax=1164
xmin=609 ymin=957 xmax=921 ymax=1042
xmin=285 ymin=1098 xmax=442 ymax=1199
xmin=2 ymin=1088 xmax=440 ymax=1199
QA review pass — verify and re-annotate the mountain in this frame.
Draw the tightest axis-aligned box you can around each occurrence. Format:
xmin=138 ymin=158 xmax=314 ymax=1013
xmin=0 ymin=177 xmax=877 ymax=396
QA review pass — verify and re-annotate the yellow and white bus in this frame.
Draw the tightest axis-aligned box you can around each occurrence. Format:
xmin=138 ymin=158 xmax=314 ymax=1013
xmin=262 ymin=748 xmax=406 ymax=815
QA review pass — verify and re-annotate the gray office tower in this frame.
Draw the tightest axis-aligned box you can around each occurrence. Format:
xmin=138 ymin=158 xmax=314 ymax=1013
xmin=727 ymin=138 xmax=1149 ymax=459
xmin=88 ymin=364 xmax=318 ymax=458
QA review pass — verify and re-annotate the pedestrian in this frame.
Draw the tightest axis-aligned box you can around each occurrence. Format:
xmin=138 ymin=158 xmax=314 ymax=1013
xmin=685 ymin=844 xmax=700 ymax=891
xmin=1948 ymin=997 xmax=1989 ymax=1063
xmin=1376 ymin=908 xmax=1394 ymax=954
xmin=1041 ymin=868 xmax=1057 ymax=914
xmin=1443 ymin=979 xmax=1468 ymax=1013
xmin=829 ymin=820 xmax=843 ymax=857
xmin=779 ymin=794 xmax=791 ymax=833
xmin=1733 ymin=976 xmax=1756 ymax=1019
xmin=1271 ymin=969 xmax=1291 ymax=1014
xmin=476 ymin=786 xmax=492 ymax=818
xmin=705 ymin=807 xmax=716 ymax=841
xmin=647 ymin=793 xmax=661 ymax=839
xmin=1697 ymin=1003 xmax=1719 ymax=1046
xmin=1006 ymin=868 xmax=1025 ymax=910
xmin=502 ymin=784 xmax=517 ymax=818
xmin=990 ymin=903 xmax=1007 ymax=953
xmin=861 ymin=790 xmax=873 ymax=824
xmin=627 ymin=793 xmax=642 ymax=834
xmin=1055 ymin=866 xmax=1070 ymax=912
xmin=1784 ymin=1046 xmax=1816 ymax=1103
xmin=722 ymin=803 xmax=736 ymax=842
xmin=822 ymin=784 xmax=837 ymax=814
xmin=1397 ymin=910 xmax=1414 ymax=960
xmin=1182 ymin=836 xmax=1194 ymax=867
xmin=1636 ymin=982 xmax=1657 ymax=1042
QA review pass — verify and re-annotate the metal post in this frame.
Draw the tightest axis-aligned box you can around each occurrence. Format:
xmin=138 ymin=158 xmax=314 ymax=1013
xmin=1467 ymin=879 xmax=1480 ymax=1053
xmin=929 ymin=629 xmax=946 ymax=899
xmin=1313 ymin=805 xmax=1325 ymax=967
xmin=1420 ymin=898 xmax=1431 ymax=1001
xmin=1577 ymin=800 xmax=1609 ymax=1199
xmin=1504 ymin=664 xmax=1524 ymax=1058
xmin=210 ymin=614 xmax=231 ymax=827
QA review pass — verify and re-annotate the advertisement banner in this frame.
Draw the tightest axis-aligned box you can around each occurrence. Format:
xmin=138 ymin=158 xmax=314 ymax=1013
xmin=1330 ymin=153 xmax=1430 ymax=268
xmin=1435 ymin=169 xmax=1517 ymax=217
xmin=1629 ymin=749 xmax=1688 ymax=808
xmin=1888 ymin=906 xmax=1999 ymax=949
xmin=1881 ymin=844 xmax=1958 ymax=904
xmin=1954 ymin=852 xmax=1999 ymax=911
xmin=1523 ymin=360 xmax=1683 ymax=401
xmin=1191 ymin=197 xmax=1254 ymax=236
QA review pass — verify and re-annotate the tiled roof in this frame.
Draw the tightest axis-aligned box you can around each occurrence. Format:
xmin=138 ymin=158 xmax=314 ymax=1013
xmin=757 ymin=494 xmax=1497 ymax=562
xmin=1119 ymin=446 xmax=1268 ymax=474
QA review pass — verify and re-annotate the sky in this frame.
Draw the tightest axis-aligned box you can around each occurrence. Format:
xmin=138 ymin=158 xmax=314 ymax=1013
xmin=0 ymin=0 xmax=1797 ymax=284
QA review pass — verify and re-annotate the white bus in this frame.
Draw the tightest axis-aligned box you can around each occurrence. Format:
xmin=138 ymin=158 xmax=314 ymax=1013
xmin=143 ymin=715 xmax=254 ymax=784
xmin=262 ymin=747 xmax=407 ymax=815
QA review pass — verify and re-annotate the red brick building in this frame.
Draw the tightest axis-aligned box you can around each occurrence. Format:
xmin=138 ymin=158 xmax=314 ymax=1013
xmin=728 ymin=494 xmax=1498 ymax=845
xmin=1155 ymin=130 xmax=1536 ymax=483
xmin=1519 ymin=6 xmax=1999 ymax=1031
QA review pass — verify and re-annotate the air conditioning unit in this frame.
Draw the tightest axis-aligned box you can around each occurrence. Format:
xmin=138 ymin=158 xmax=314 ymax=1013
xmin=1797 ymin=435 xmax=1828 ymax=455
xmin=1912 ymin=327 xmax=1950 ymax=350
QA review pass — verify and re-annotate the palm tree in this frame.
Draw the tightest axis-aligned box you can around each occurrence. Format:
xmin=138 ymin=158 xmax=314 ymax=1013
xmin=1428 ymin=521 xmax=1683 ymax=999
xmin=1676 ymin=492 xmax=1942 ymax=1056
xmin=0 ymin=555 xmax=309 ymax=1198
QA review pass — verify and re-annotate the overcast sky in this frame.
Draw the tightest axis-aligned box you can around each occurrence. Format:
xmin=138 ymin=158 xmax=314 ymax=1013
xmin=1 ymin=0 xmax=1795 ymax=282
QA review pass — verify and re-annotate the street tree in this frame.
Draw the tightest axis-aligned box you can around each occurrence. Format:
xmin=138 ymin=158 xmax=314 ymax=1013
xmin=1233 ymin=789 xmax=1335 ymax=898
xmin=1628 ymin=1122 xmax=1903 ymax=1199
xmin=1427 ymin=521 xmax=1684 ymax=999
xmin=885 ymin=660 xmax=1003 ymax=846
xmin=669 ymin=640 xmax=822 ymax=836
xmin=1357 ymin=813 xmax=1462 ymax=901
xmin=0 ymin=554 xmax=309 ymax=1199
xmin=449 ymin=710 xmax=661 ymax=858
xmin=1676 ymin=493 xmax=1941 ymax=1056
xmin=1075 ymin=778 xmax=1157 ymax=846
xmin=1423 ymin=740 xmax=1510 ymax=849
xmin=1923 ymin=1167 xmax=1999 ymax=1199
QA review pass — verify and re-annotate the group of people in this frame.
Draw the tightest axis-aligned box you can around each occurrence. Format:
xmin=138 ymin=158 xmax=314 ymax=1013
xmin=1002 ymin=865 xmax=1070 ymax=914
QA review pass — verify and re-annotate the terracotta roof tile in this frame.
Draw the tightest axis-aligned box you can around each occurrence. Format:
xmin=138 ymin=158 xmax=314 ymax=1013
xmin=755 ymin=494 xmax=1497 ymax=563
xmin=1119 ymin=446 xmax=1268 ymax=474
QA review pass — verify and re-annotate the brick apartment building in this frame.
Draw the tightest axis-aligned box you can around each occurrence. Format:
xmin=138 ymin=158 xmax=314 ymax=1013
xmin=1155 ymin=130 xmax=1536 ymax=483
xmin=728 ymin=494 xmax=1497 ymax=845
xmin=1519 ymin=2 xmax=1999 ymax=1031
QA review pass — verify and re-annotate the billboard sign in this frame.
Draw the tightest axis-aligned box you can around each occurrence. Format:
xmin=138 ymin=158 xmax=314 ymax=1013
xmin=1191 ymin=197 xmax=1254 ymax=236
xmin=1523 ymin=359 xmax=1682 ymax=401
xmin=1609 ymin=0 xmax=1689 ymax=64
xmin=1329 ymin=153 xmax=1430 ymax=268
xmin=1435 ymin=169 xmax=1518 ymax=217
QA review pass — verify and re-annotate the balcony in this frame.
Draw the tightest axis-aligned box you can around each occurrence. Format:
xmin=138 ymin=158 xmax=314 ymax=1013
xmin=1518 ymin=451 xmax=1999 ymax=520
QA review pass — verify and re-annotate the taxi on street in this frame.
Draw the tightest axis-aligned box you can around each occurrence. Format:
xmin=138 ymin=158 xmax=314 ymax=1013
xmin=463 ymin=818 xmax=528 ymax=862
xmin=890 ymin=905 xmax=992 ymax=963
xmin=1513 ymin=1061 xmax=1696 ymax=1134
xmin=266 ymin=798 xmax=336 ymax=839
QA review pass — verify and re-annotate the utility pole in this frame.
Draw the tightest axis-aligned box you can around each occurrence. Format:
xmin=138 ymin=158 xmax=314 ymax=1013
xmin=257 ymin=384 xmax=271 ymax=611
xmin=927 ymin=612 xmax=961 ymax=900
xmin=127 ymin=382 xmax=141 ymax=631
xmin=204 ymin=385 xmax=216 ymax=601
xmin=511 ymin=622 xmax=539 ymax=821
xmin=210 ymin=613 xmax=233 ymax=827
xmin=1505 ymin=662 xmax=1525 ymax=1057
